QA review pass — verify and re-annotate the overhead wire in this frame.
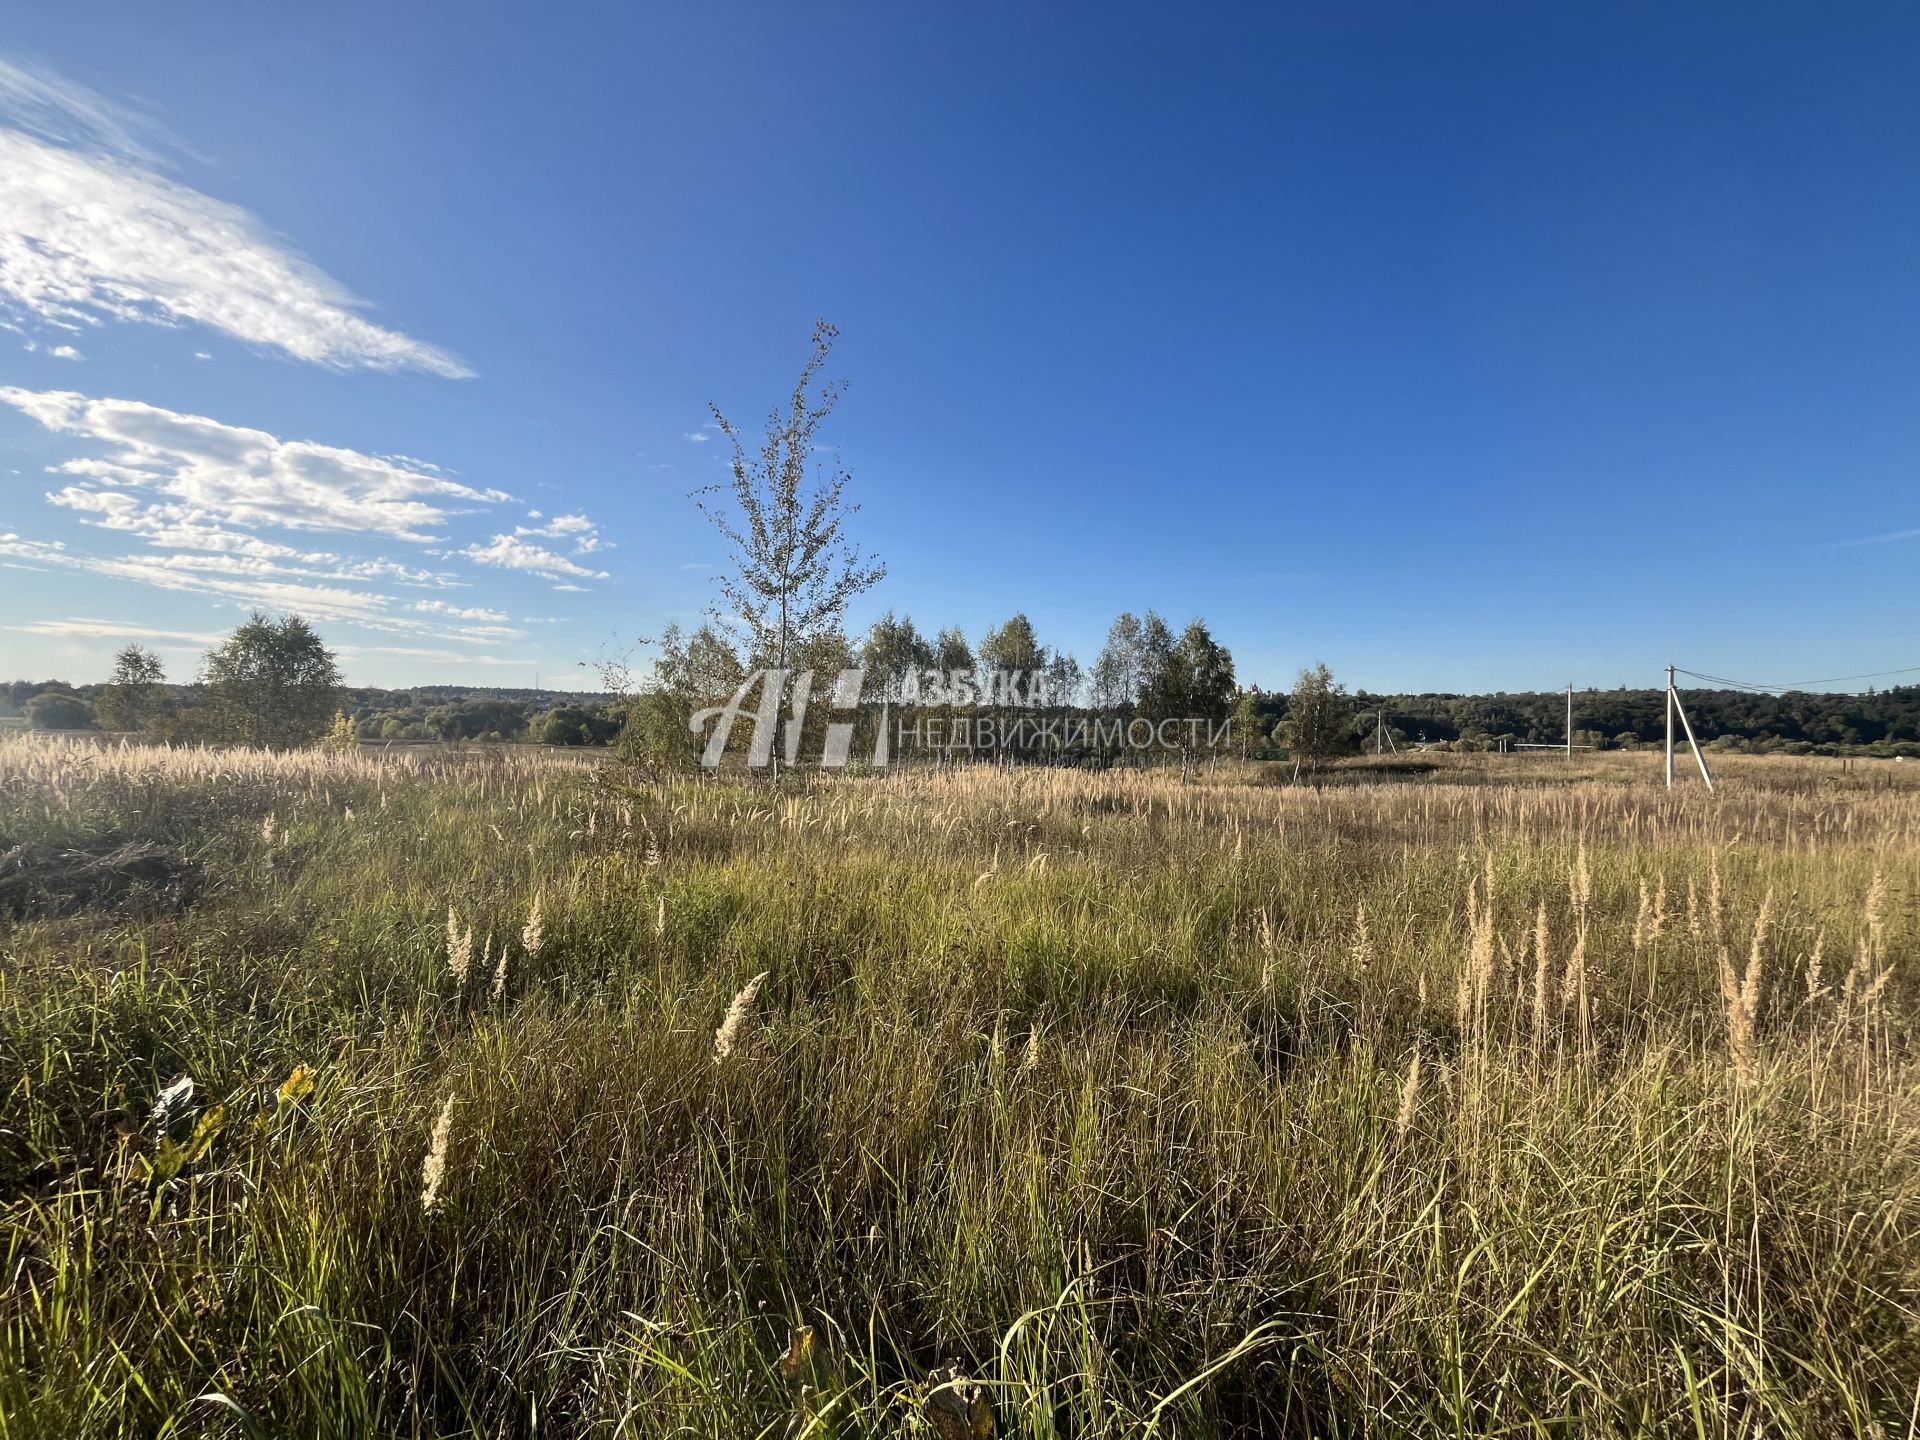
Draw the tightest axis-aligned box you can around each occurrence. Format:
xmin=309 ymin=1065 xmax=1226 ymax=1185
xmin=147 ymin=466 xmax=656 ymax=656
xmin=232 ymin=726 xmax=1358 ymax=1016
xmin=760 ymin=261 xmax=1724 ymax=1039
xmin=1673 ymin=664 xmax=1920 ymax=693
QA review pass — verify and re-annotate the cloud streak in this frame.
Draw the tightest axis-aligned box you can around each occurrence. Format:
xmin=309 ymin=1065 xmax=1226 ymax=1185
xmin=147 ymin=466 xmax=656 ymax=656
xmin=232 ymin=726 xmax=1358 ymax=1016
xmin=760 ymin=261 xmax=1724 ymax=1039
xmin=3 ymin=387 xmax=509 ymax=544
xmin=0 ymin=386 xmax=610 ymax=646
xmin=0 ymin=531 xmax=413 ymax=626
xmin=1825 ymin=527 xmax=1920 ymax=550
xmin=5 ymin=616 xmax=224 ymax=644
xmin=0 ymin=56 xmax=471 ymax=375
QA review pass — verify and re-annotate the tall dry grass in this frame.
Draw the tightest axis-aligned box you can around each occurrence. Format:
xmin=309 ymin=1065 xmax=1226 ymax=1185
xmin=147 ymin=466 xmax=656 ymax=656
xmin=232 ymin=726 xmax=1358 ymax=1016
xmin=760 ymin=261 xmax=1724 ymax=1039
xmin=0 ymin=734 xmax=1916 ymax=1437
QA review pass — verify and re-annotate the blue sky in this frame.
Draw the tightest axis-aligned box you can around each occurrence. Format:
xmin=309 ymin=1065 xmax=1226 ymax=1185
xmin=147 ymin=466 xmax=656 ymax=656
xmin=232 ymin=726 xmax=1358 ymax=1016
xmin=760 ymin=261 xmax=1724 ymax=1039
xmin=1 ymin=2 xmax=1916 ymax=694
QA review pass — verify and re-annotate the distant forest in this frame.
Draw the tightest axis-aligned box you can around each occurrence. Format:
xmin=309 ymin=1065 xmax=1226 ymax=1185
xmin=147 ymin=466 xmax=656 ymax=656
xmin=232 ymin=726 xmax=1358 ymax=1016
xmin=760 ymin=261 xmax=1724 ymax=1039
xmin=1358 ymin=685 xmax=1920 ymax=754
xmin=6 ymin=675 xmax=1918 ymax=757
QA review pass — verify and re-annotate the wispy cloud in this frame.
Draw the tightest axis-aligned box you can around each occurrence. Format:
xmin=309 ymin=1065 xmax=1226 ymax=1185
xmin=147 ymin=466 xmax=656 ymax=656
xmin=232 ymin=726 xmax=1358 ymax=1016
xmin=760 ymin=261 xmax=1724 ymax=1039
xmin=0 ymin=56 xmax=172 ymax=165
xmin=683 ymin=431 xmax=710 ymax=443
xmin=413 ymin=599 xmax=508 ymax=622
xmin=462 ymin=532 xmax=609 ymax=581
xmin=0 ymin=531 xmax=413 ymax=626
xmin=1824 ymin=527 xmax=1920 ymax=549
xmin=334 ymin=643 xmax=535 ymax=667
xmin=0 ymin=386 xmax=611 ymax=643
xmin=3 ymin=387 xmax=509 ymax=543
xmin=515 ymin=510 xmax=608 ymax=553
xmin=5 ymin=616 xmax=223 ymax=643
xmin=0 ymin=55 xmax=471 ymax=375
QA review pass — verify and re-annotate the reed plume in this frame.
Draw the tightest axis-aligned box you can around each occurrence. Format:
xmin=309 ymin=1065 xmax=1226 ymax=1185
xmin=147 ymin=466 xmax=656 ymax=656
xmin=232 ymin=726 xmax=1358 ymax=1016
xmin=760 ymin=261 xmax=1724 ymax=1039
xmin=1349 ymin=901 xmax=1374 ymax=978
xmin=421 ymin=1094 xmax=455 ymax=1213
xmin=1720 ymin=889 xmax=1772 ymax=1086
xmin=446 ymin=906 xmax=473 ymax=986
xmin=1256 ymin=906 xmax=1277 ymax=995
xmin=714 ymin=972 xmax=768 ymax=1062
xmin=1394 ymin=1051 xmax=1422 ymax=1137
xmin=521 ymin=891 xmax=545 ymax=960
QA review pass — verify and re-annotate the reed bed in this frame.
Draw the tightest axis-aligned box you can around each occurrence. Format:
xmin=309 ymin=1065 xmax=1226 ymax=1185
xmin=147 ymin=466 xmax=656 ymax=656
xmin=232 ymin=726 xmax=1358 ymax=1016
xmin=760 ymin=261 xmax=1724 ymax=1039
xmin=0 ymin=736 xmax=1916 ymax=1437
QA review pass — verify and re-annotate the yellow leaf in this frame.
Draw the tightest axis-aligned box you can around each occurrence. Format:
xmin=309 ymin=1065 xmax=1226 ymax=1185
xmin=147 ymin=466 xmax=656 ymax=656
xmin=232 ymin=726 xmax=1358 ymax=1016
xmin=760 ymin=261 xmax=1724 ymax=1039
xmin=277 ymin=1064 xmax=315 ymax=1107
xmin=183 ymin=1104 xmax=227 ymax=1163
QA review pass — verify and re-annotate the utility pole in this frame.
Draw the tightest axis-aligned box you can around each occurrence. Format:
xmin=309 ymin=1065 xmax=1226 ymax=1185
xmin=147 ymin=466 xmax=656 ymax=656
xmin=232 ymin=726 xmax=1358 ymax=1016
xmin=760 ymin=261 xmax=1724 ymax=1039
xmin=1665 ymin=666 xmax=1675 ymax=788
xmin=1665 ymin=665 xmax=1714 ymax=792
xmin=1566 ymin=683 xmax=1573 ymax=759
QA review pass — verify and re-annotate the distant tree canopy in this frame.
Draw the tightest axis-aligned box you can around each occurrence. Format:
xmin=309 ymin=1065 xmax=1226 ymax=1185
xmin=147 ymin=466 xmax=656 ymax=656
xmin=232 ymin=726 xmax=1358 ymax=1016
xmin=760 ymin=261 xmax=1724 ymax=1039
xmin=933 ymin=625 xmax=974 ymax=677
xmin=425 ymin=698 xmax=530 ymax=743
xmin=978 ymin=613 xmax=1046 ymax=681
xmin=1281 ymin=663 xmax=1353 ymax=770
xmin=528 ymin=704 xmax=621 ymax=747
xmin=859 ymin=612 xmax=933 ymax=703
xmin=13 ymin=616 xmax=1920 ymax=763
xmin=24 ymin=689 xmax=94 ymax=731
xmin=96 ymin=644 xmax=166 ymax=733
xmin=1229 ymin=689 xmax=1265 ymax=758
xmin=1091 ymin=613 xmax=1146 ymax=710
xmin=199 ymin=613 xmax=341 ymax=748
xmin=1139 ymin=619 xmax=1235 ymax=725
xmin=1352 ymin=685 xmax=1920 ymax=754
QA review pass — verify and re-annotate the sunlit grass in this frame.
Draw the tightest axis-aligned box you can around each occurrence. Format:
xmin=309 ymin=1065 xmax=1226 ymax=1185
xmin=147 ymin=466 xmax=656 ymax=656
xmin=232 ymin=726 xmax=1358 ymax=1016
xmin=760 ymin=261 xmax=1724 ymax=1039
xmin=1 ymin=736 xmax=1916 ymax=1437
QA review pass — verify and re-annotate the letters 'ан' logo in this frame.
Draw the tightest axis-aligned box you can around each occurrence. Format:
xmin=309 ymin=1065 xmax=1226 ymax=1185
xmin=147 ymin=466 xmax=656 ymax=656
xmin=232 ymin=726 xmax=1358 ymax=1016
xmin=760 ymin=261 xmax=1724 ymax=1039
xmin=690 ymin=668 xmax=886 ymax=770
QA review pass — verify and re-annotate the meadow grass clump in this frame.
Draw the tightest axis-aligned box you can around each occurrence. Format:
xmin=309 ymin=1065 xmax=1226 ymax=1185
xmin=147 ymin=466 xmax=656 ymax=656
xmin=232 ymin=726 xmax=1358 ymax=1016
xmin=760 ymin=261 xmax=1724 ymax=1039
xmin=0 ymin=736 xmax=1916 ymax=1437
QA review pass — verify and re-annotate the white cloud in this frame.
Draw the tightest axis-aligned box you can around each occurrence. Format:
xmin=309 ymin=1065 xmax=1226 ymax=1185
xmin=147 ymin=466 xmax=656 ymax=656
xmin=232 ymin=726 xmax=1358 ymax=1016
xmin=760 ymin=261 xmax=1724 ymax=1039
xmin=462 ymin=532 xmax=609 ymax=581
xmin=47 ymin=342 xmax=80 ymax=360
xmin=0 ymin=57 xmax=470 ymax=376
xmin=414 ymin=599 xmax=507 ymax=622
xmin=0 ymin=531 xmax=403 ymax=625
xmin=0 ymin=56 xmax=171 ymax=165
xmin=0 ymin=374 xmax=616 ymax=652
xmin=514 ymin=509 xmax=609 ymax=555
xmin=35 ymin=496 xmax=389 ymax=571
xmin=4 ymin=387 xmax=509 ymax=543
xmin=5 ymin=616 xmax=223 ymax=643
xmin=453 ymin=623 xmax=528 ymax=641
xmin=684 ymin=431 xmax=709 ymax=443
xmin=334 ymin=643 xmax=533 ymax=667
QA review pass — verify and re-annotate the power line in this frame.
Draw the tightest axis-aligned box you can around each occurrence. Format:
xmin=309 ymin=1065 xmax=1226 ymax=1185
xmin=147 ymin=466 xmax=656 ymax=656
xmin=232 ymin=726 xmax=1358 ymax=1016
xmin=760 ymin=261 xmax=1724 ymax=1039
xmin=1673 ymin=664 xmax=1920 ymax=694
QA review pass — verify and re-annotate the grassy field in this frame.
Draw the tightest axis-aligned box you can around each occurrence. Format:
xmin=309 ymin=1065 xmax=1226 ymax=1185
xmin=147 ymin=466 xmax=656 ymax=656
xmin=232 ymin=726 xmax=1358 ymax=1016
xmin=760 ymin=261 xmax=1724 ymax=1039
xmin=1 ymin=738 xmax=1916 ymax=1438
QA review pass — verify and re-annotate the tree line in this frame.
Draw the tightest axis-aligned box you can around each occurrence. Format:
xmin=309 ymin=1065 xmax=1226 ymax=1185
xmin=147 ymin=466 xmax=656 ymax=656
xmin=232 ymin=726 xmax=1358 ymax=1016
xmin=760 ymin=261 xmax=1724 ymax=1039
xmin=11 ymin=630 xmax=1919 ymax=761
xmin=7 ymin=613 xmax=344 ymax=749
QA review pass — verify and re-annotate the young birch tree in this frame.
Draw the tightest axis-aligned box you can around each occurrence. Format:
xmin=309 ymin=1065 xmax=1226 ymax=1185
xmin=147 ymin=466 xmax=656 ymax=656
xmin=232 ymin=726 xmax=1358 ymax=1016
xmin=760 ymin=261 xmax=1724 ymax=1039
xmin=695 ymin=321 xmax=886 ymax=706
